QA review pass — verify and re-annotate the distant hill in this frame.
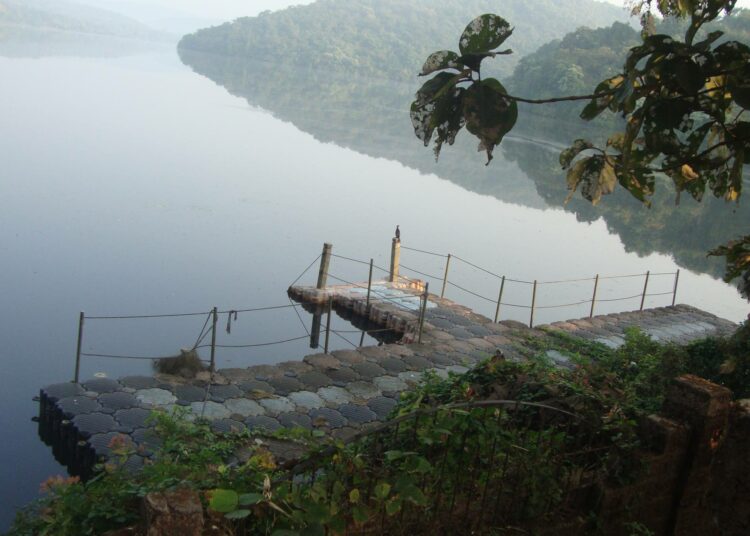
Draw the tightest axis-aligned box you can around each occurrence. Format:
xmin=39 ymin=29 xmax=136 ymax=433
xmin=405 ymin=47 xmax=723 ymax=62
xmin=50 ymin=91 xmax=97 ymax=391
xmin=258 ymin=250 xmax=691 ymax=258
xmin=0 ymin=0 xmax=168 ymax=41
xmin=178 ymin=0 xmax=631 ymax=81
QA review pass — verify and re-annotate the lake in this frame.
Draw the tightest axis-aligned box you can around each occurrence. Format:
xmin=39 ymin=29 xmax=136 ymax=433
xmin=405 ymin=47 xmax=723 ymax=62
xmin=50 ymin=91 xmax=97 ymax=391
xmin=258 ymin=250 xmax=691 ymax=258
xmin=0 ymin=36 xmax=745 ymax=530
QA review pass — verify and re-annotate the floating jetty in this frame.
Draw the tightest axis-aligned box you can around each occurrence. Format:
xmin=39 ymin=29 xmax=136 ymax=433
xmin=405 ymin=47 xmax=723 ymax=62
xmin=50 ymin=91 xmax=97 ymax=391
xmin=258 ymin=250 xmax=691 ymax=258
xmin=37 ymin=271 xmax=737 ymax=477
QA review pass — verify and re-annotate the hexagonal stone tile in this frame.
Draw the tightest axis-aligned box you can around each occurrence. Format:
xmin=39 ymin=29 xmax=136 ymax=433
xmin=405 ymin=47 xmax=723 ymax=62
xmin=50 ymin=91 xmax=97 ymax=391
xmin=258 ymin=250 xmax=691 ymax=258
xmin=88 ymin=432 xmax=134 ymax=458
xmin=267 ymin=376 xmax=303 ymax=396
xmin=446 ymin=365 xmax=469 ymax=375
xmin=428 ymin=353 xmax=455 ymax=367
xmin=324 ymin=367 xmax=359 ymax=385
xmin=72 ymin=413 xmax=118 ymax=438
xmin=304 ymin=354 xmax=342 ymax=369
xmin=98 ymin=392 xmax=138 ymax=411
xmin=368 ymin=397 xmax=398 ymax=420
xmin=466 ymin=325 xmax=493 ymax=337
xmin=378 ymin=357 xmax=408 ymax=374
xmin=238 ymin=380 xmax=275 ymax=397
xmin=298 ymin=371 xmax=332 ymax=390
xmin=397 ymin=371 xmax=424 ymax=385
xmin=224 ymin=398 xmax=265 ymax=417
xmin=132 ymin=428 xmax=162 ymax=456
xmin=427 ymin=317 xmax=456 ymax=329
xmin=57 ymin=396 xmax=102 ymax=417
xmin=358 ymin=346 xmax=390 ymax=360
xmin=245 ymin=415 xmax=282 ymax=433
xmin=120 ymin=376 xmax=159 ymax=390
xmin=114 ymin=408 xmax=152 ymax=431
xmin=338 ymin=404 xmax=377 ymax=425
xmin=346 ymin=382 xmax=381 ymax=400
xmin=208 ymin=384 xmax=243 ymax=402
xmin=173 ymin=385 xmax=206 ymax=403
xmin=136 ymin=388 xmax=177 ymax=407
xmin=278 ymin=412 xmax=313 ymax=429
xmin=82 ymin=378 xmax=121 ymax=393
xmin=211 ymin=419 xmax=246 ymax=434
xmin=309 ymin=408 xmax=347 ymax=429
xmin=373 ymin=376 xmax=408 ymax=392
xmin=42 ymin=382 xmax=85 ymax=402
xmin=259 ymin=397 xmax=296 ymax=415
xmin=190 ymin=401 xmax=232 ymax=420
xmin=331 ymin=350 xmax=366 ymax=365
xmin=288 ymin=391 xmax=325 ymax=410
xmin=401 ymin=355 xmax=432 ymax=371
xmin=351 ymin=362 xmax=386 ymax=380
xmin=317 ymin=386 xmax=354 ymax=406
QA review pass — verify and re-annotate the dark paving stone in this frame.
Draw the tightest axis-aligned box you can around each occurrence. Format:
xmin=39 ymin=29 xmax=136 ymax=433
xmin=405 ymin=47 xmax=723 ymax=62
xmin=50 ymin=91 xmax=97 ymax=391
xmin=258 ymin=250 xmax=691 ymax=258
xmin=325 ymin=367 xmax=359 ymax=385
xmin=57 ymin=396 xmax=101 ymax=417
xmin=43 ymin=383 xmax=85 ymax=402
xmin=88 ymin=432 xmax=134 ymax=458
xmin=309 ymin=408 xmax=347 ymax=429
xmin=211 ymin=419 xmax=246 ymax=434
xmin=123 ymin=455 xmax=144 ymax=473
xmin=73 ymin=413 xmax=119 ymax=439
xmin=351 ymin=362 xmax=386 ymax=380
xmin=428 ymin=353 xmax=456 ymax=367
xmin=379 ymin=357 xmax=408 ymax=374
xmin=427 ymin=317 xmax=456 ymax=329
xmin=81 ymin=378 xmax=121 ymax=394
xmin=298 ymin=371 xmax=332 ymax=390
xmin=368 ymin=397 xmax=398 ymax=420
xmin=442 ymin=314 xmax=474 ymax=327
xmin=447 ymin=327 xmax=475 ymax=339
xmin=331 ymin=350 xmax=366 ymax=365
xmin=278 ymin=412 xmax=313 ymax=430
xmin=402 ymin=355 xmax=433 ymax=371
xmin=114 ymin=408 xmax=152 ymax=431
xmin=339 ymin=404 xmax=377 ymax=425
xmin=238 ymin=380 xmax=275 ymax=396
xmin=267 ymin=376 xmax=303 ymax=396
xmin=245 ymin=415 xmax=282 ymax=433
xmin=120 ymin=376 xmax=159 ymax=390
xmin=132 ymin=428 xmax=162 ymax=456
xmin=208 ymin=384 xmax=243 ymax=402
xmin=174 ymin=385 xmax=207 ymax=403
xmin=98 ymin=392 xmax=138 ymax=411
xmin=466 ymin=325 xmax=493 ymax=337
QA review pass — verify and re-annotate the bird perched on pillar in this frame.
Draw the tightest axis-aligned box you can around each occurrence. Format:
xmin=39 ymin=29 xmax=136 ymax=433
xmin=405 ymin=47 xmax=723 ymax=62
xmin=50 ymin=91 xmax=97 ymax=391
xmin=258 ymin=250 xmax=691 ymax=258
xmin=395 ymin=225 xmax=400 ymax=242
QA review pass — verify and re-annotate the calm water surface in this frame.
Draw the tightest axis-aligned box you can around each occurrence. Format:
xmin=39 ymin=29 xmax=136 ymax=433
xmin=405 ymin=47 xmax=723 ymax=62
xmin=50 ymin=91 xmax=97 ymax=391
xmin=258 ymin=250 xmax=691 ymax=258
xmin=0 ymin=41 xmax=745 ymax=529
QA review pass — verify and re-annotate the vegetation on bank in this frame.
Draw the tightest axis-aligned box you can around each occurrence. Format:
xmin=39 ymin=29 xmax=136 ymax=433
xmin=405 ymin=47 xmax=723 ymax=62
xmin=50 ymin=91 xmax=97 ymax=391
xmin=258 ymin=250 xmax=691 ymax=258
xmin=9 ymin=323 xmax=749 ymax=535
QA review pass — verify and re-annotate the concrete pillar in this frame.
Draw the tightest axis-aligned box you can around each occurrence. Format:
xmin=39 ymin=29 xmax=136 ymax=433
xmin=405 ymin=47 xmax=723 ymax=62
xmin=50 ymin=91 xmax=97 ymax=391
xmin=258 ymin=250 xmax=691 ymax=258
xmin=389 ymin=238 xmax=400 ymax=283
xmin=317 ymin=243 xmax=333 ymax=289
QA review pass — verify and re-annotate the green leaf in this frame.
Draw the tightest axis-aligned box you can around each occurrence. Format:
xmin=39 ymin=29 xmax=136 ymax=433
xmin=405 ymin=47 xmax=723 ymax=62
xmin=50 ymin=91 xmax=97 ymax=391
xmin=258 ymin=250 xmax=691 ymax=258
xmin=463 ymin=78 xmax=518 ymax=164
xmin=560 ymin=140 xmax=594 ymax=170
xmin=349 ymin=489 xmax=361 ymax=504
xmin=580 ymin=76 xmax=623 ymax=120
xmin=459 ymin=14 xmax=513 ymax=55
xmin=373 ymin=482 xmax=391 ymax=500
xmin=410 ymin=72 xmax=463 ymax=149
xmin=420 ymin=50 xmax=462 ymax=76
xmin=352 ymin=506 xmax=369 ymax=524
xmin=238 ymin=493 xmax=263 ymax=506
xmin=225 ymin=509 xmax=252 ymax=520
xmin=209 ymin=489 xmax=238 ymax=513
xmin=271 ymin=531 xmax=300 ymax=536
xmin=385 ymin=498 xmax=402 ymax=516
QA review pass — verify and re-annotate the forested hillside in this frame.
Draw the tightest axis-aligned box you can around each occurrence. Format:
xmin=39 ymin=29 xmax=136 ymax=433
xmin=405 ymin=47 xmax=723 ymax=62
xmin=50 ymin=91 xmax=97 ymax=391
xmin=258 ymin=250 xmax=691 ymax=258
xmin=0 ymin=0 xmax=164 ymax=40
xmin=178 ymin=0 xmax=630 ymax=81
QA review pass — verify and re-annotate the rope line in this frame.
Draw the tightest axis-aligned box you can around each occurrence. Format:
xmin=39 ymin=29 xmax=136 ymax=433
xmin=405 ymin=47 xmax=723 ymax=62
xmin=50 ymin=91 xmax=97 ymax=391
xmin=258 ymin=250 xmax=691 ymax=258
xmin=453 ymin=255 xmax=531 ymax=283
xmin=214 ymin=335 xmax=310 ymax=348
xmin=289 ymin=253 xmax=322 ymax=288
xmin=536 ymin=299 xmax=592 ymax=310
xmin=446 ymin=280 xmax=498 ymax=304
xmin=400 ymin=245 xmax=448 ymax=258
xmin=87 ymin=310 xmax=210 ymax=320
xmin=81 ymin=352 xmax=210 ymax=363
xmin=331 ymin=254 xmax=372 ymax=267
xmin=596 ymin=293 xmax=643 ymax=303
xmin=329 ymin=329 xmax=359 ymax=349
xmin=539 ymin=277 xmax=597 ymax=285
xmin=399 ymin=263 xmax=444 ymax=281
xmin=290 ymin=297 xmax=311 ymax=337
xmin=191 ymin=312 xmax=212 ymax=350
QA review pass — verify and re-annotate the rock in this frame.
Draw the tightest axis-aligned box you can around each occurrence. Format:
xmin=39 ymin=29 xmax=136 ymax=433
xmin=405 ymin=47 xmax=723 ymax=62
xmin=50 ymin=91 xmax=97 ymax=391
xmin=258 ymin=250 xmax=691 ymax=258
xmin=143 ymin=488 xmax=204 ymax=536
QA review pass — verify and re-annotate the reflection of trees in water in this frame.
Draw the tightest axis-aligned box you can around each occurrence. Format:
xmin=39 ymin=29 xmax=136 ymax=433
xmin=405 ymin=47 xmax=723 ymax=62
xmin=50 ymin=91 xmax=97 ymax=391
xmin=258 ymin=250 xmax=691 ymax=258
xmin=179 ymin=49 xmax=746 ymax=279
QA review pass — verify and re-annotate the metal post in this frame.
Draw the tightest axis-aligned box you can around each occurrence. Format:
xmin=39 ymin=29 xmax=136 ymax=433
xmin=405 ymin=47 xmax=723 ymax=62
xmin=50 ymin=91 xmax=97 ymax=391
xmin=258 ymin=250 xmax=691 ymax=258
xmin=672 ymin=269 xmax=680 ymax=306
xmin=418 ymin=282 xmax=429 ymax=344
xmin=366 ymin=258 xmax=374 ymax=311
xmin=73 ymin=312 xmax=84 ymax=383
xmin=209 ymin=307 xmax=218 ymax=373
xmin=589 ymin=274 xmax=599 ymax=318
xmin=316 ymin=243 xmax=333 ymax=290
xmin=389 ymin=238 xmax=401 ymax=283
xmin=494 ymin=276 xmax=506 ymax=323
xmin=440 ymin=254 xmax=452 ymax=298
xmin=640 ymin=271 xmax=650 ymax=311
xmin=529 ymin=280 xmax=538 ymax=328
xmin=324 ymin=297 xmax=333 ymax=353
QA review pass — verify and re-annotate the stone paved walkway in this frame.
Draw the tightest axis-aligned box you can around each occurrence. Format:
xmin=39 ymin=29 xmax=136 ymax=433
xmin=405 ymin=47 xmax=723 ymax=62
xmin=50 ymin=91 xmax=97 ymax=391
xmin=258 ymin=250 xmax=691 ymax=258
xmin=37 ymin=280 xmax=737 ymax=474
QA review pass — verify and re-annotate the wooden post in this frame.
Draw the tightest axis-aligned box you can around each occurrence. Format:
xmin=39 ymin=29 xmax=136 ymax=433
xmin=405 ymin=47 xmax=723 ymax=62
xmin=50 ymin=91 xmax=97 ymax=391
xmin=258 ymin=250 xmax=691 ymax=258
xmin=640 ymin=271 xmax=650 ymax=311
xmin=324 ymin=297 xmax=333 ymax=353
xmin=672 ymin=269 xmax=681 ymax=306
xmin=73 ymin=312 xmax=84 ymax=384
xmin=529 ymin=280 xmax=538 ymax=328
xmin=309 ymin=310 xmax=322 ymax=349
xmin=494 ymin=276 xmax=506 ymax=323
xmin=418 ymin=282 xmax=429 ymax=344
xmin=589 ymin=274 xmax=599 ymax=318
xmin=209 ymin=307 xmax=218 ymax=373
xmin=366 ymin=258 xmax=374 ymax=311
xmin=389 ymin=238 xmax=401 ymax=283
xmin=316 ymin=243 xmax=333 ymax=290
xmin=440 ymin=254 xmax=452 ymax=298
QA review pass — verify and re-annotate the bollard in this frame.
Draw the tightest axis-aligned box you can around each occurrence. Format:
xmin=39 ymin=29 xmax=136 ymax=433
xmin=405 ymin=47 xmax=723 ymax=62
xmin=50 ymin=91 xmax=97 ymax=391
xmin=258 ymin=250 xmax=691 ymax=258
xmin=209 ymin=307 xmax=218 ymax=373
xmin=494 ymin=276 xmax=506 ymax=323
xmin=389 ymin=238 xmax=401 ymax=283
xmin=74 ymin=312 xmax=84 ymax=384
xmin=672 ymin=269 xmax=680 ymax=306
xmin=317 ymin=243 xmax=333 ymax=290
xmin=589 ymin=274 xmax=599 ymax=318
xmin=640 ymin=271 xmax=650 ymax=311
xmin=418 ymin=282 xmax=429 ymax=343
xmin=366 ymin=258 xmax=374 ymax=311
xmin=440 ymin=254 xmax=452 ymax=298
xmin=529 ymin=280 xmax=538 ymax=328
xmin=324 ymin=297 xmax=333 ymax=353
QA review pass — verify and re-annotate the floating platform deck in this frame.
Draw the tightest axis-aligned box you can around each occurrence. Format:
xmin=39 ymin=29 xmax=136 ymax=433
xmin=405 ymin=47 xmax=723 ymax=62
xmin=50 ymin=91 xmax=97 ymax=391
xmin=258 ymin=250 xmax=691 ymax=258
xmin=37 ymin=280 xmax=737 ymax=476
